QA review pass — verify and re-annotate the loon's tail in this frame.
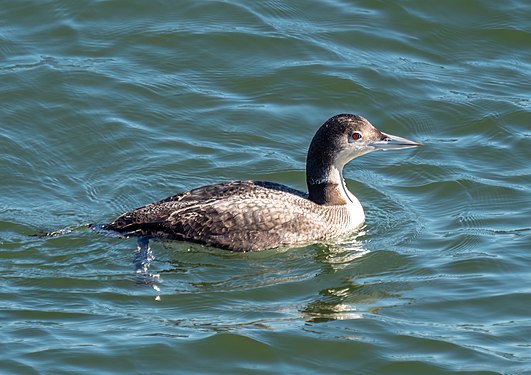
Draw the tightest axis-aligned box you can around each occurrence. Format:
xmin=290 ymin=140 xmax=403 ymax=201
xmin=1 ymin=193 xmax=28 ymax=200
xmin=89 ymin=223 xmax=131 ymax=238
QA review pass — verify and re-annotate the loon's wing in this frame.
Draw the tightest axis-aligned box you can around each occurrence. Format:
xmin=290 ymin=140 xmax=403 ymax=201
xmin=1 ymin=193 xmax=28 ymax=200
xmin=102 ymin=180 xmax=314 ymax=251
xmin=163 ymin=193 xmax=316 ymax=251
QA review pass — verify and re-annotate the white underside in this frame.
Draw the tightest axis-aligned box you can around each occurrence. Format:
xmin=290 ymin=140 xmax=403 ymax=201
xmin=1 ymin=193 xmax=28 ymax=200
xmin=343 ymin=191 xmax=365 ymax=231
xmin=327 ymin=162 xmax=366 ymax=232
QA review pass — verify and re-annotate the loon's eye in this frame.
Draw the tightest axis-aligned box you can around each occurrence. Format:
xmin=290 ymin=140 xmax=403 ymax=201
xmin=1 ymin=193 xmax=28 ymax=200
xmin=351 ymin=132 xmax=362 ymax=141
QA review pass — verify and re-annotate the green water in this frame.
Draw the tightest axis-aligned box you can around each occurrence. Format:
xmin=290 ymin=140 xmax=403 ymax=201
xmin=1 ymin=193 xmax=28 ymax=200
xmin=1 ymin=1 xmax=530 ymax=374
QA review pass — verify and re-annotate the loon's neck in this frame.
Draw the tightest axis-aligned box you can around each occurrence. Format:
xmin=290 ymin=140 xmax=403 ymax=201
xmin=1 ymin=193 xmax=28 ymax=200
xmin=305 ymin=124 xmax=358 ymax=206
xmin=307 ymin=162 xmax=354 ymax=206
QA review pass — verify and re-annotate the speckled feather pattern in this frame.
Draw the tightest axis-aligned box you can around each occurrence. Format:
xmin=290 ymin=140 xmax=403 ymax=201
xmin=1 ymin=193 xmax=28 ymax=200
xmin=103 ymin=180 xmax=362 ymax=252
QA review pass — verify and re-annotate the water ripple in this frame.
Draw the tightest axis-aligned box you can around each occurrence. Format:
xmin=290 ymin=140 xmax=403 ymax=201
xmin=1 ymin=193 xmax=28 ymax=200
xmin=1 ymin=0 xmax=531 ymax=373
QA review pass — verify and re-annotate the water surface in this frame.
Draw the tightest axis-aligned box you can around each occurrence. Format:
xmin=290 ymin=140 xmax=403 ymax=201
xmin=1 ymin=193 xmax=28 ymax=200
xmin=1 ymin=1 xmax=530 ymax=374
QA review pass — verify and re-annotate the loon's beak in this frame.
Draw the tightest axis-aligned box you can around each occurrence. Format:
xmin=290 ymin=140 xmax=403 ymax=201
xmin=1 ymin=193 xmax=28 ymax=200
xmin=371 ymin=132 xmax=422 ymax=150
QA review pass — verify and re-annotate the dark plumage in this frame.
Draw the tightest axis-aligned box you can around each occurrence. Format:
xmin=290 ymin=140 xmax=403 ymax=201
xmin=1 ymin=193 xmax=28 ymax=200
xmin=98 ymin=114 xmax=421 ymax=251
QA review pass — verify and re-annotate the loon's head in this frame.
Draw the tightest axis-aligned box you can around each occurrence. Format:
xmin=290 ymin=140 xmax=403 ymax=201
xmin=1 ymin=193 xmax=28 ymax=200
xmin=332 ymin=113 xmax=420 ymax=163
xmin=307 ymin=114 xmax=421 ymax=175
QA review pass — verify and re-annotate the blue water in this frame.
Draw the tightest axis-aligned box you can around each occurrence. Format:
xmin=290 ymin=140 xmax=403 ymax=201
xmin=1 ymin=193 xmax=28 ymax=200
xmin=1 ymin=1 xmax=530 ymax=374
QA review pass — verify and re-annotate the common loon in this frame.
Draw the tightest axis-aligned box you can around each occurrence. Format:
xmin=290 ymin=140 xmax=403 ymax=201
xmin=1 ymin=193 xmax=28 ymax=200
xmin=98 ymin=114 xmax=421 ymax=252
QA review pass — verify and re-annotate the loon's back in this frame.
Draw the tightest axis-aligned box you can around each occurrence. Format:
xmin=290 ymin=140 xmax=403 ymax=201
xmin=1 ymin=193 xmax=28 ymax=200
xmin=102 ymin=180 xmax=361 ymax=252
